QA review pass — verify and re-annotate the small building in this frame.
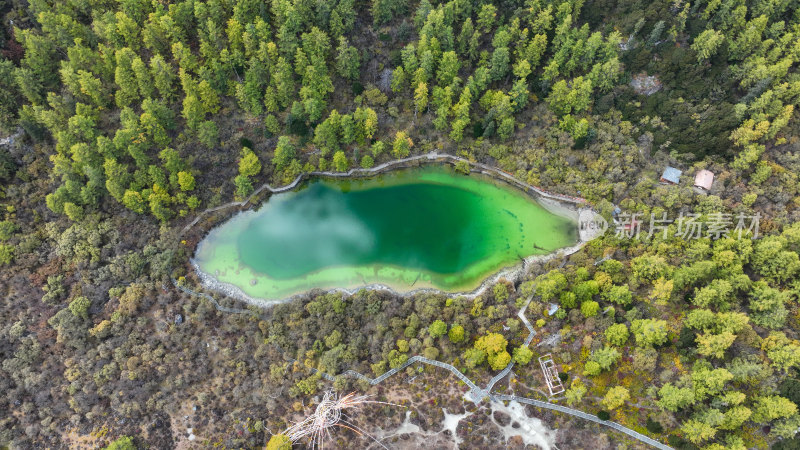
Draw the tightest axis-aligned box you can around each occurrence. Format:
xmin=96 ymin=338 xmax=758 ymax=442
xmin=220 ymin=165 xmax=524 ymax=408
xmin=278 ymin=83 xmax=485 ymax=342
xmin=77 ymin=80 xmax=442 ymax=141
xmin=694 ymin=169 xmax=714 ymax=191
xmin=660 ymin=167 xmax=682 ymax=185
xmin=547 ymin=303 xmax=560 ymax=316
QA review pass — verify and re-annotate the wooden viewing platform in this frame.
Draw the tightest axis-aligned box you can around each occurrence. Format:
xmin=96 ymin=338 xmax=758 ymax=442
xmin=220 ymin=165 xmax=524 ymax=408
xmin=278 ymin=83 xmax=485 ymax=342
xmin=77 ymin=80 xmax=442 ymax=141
xmin=538 ymin=354 xmax=565 ymax=396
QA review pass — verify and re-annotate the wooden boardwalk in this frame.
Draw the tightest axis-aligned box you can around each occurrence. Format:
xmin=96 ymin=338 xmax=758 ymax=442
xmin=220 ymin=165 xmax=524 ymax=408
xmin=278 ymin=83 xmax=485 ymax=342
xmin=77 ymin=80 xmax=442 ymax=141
xmin=174 ymin=282 xmax=672 ymax=449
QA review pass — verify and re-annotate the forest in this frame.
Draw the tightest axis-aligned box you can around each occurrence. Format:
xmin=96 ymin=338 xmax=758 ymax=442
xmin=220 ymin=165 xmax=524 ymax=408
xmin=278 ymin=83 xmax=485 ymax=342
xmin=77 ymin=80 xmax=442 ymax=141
xmin=1 ymin=0 xmax=800 ymax=447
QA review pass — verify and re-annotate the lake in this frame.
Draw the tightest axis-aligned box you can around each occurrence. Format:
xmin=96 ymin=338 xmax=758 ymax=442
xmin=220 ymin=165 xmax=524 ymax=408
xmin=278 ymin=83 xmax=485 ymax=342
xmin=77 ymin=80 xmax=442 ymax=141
xmin=193 ymin=165 xmax=578 ymax=301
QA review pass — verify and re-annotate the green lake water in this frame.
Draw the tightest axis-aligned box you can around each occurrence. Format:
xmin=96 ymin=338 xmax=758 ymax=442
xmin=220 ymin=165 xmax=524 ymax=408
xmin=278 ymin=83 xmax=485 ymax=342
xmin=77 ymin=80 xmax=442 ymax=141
xmin=193 ymin=166 xmax=578 ymax=300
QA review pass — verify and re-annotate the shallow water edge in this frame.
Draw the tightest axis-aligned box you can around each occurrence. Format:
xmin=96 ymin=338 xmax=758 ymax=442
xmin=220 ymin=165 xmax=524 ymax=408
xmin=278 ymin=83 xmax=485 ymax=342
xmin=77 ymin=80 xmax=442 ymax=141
xmin=184 ymin=153 xmax=605 ymax=308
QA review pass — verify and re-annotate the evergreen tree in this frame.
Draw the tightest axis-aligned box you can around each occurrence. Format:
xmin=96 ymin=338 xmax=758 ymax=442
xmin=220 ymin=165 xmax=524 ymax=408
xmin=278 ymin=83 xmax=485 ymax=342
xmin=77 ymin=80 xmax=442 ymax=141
xmin=392 ymin=131 xmax=413 ymax=158
xmin=114 ymin=48 xmax=139 ymax=108
xmin=437 ymin=51 xmax=460 ymax=86
xmin=332 ymin=150 xmax=348 ymax=171
xmin=414 ymin=82 xmax=428 ymax=114
xmin=691 ymin=29 xmax=725 ymax=62
xmin=335 ymin=37 xmax=360 ymax=80
xmin=150 ymin=55 xmax=176 ymax=101
xmin=476 ymin=4 xmax=496 ymax=32
xmin=131 ymin=56 xmax=153 ymax=99
xmin=182 ymin=95 xmax=205 ymax=131
xmin=272 ymin=136 xmax=295 ymax=170
xmin=239 ymin=147 xmax=262 ymax=177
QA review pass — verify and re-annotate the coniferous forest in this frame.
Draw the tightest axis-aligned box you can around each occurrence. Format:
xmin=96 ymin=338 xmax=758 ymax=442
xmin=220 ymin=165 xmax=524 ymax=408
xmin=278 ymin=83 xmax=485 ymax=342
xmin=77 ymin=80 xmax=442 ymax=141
xmin=2 ymin=0 xmax=800 ymax=447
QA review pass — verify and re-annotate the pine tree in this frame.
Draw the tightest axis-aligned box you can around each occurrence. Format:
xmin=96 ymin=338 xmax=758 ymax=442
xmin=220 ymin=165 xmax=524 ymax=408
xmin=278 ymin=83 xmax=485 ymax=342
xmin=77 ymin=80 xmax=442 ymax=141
xmin=476 ymin=4 xmax=497 ymax=32
xmin=691 ymin=29 xmax=725 ymax=62
xmin=335 ymin=37 xmax=360 ymax=80
xmin=588 ymin=58 xmax=621 ymax=93
xmin=122 ymin=189 xmax=146 ymax=213
xmin=114 ymin=48 xmax=139 ymax=108
xmin=150 ymin=55 xmax=176 ymax=101
xmin=103 ymin=158 xmax=131 ymax=201
xmin=681 ymin=419 xmax=717 ymax=445
xmin=340 ymin=114 xmax=355 ymax=144
xmin=131 ymin=56 xmax=153 ymax=99
xmin=391 ymin=66 xmax=407 ymax=93
xmin=299 ymin=64 xmax=333 ymax=122
xmin=437 ymin=51 xmax=460 ymax=86
xmin=333 ymin=150 xmax=348 ymax=171
xmin=647 ymin=20 xmax=665 ymax=46
xmin=182 ymin=95 xmax=205 ymax=131
xmin=272 ymin=57 xmax=295 ymax=109
xmin=77 ymin=70 xmax=110 ymax=107
xmin=272 ymin=136 xmax=295 ymax=170
xmin=457 ymin=19 xmax=474 ymax=56
xmin=489 ymin=47 xmax=510 ymax=81
xmin=450 ymin=87 xmax=472 ymax=141
xmin=234 ymin=174 xmax=253 ymax=199
xmin=353 ymin=107 xmax=378 ymax=144
xmin=414 ymin=82 xmax=428 ymax=114
xmin=239 ymin=147 xmax=262 ymax=177
xmin=392 ymin=131 xmax=413 ymax=158
xmin=314 ymin=110 xmax=341 ymax=154
xmin=197 ymin=80 xmax=220 ymax=114
xmin=371 ymin=0 xmax=407 ymax=26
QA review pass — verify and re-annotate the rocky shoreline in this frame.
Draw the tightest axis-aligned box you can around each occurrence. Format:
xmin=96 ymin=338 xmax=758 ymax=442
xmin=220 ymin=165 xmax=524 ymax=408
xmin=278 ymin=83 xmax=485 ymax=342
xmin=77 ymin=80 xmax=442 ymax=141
xmin=183 ymin=153 xmax=607 ymax=308
xmin=190 ymin=235 xmax=596 ymax=308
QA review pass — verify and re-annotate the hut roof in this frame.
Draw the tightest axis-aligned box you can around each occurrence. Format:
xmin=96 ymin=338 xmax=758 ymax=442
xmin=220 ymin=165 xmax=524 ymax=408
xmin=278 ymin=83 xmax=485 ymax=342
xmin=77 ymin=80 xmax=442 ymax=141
xmin=694 ymin=169 xmax=714 ymax=190
xmin=660 ymin=167 xmax=682 ymax=184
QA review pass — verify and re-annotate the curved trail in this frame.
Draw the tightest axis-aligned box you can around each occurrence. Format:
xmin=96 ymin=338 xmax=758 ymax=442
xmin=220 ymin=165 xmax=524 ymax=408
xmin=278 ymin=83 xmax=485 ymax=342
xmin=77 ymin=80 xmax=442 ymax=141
xmin=174 ymin=277 xmax=670 ymax=449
